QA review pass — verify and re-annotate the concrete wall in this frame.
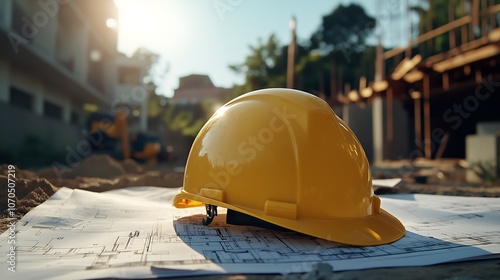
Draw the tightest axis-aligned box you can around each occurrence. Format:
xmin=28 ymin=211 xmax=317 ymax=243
xmin=0 ymin=0 xmax=13 ymax=30
xmin=371 ymin=97 xmax=411 ymax=162
xmin=335 ymin=99 xmax=411 ymax=163
xmin=345 ymin=103 xmax=374 ymax=163
xmin=0 ymin=58 xmax=9 ymax=102
xmin=0 ymin=102 xmax=82 ymax=152
xmin=10 ymin=65 xmax=74 ymax=120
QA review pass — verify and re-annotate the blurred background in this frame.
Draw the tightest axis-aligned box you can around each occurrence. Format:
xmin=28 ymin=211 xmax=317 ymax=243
xmin=0 ymin=0 xmax=499 ymax=185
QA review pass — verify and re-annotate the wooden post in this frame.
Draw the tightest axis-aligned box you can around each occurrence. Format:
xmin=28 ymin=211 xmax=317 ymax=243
xmin=490 ymin=0 xmax=496 ymax=29
xmin=423 ymin=74 xmax=432 ymax=159
xmin=330 ymin=58 xmax=336 ymax=103
xmin=414 ymin=96 xmax=422 ymax=150
xmin=287 ymin=17 xmax=297 ymax=88
xmin=342 ymin=83 xmax=350 ymax=124
xmin=375 ymin=39 xmax=384 ymax=81
xmin=386 ymin=87 xmax=394 ymax=160
xmin=449 ymin=0 xmax=456 ymax=49
xmin=471 ymin=0 xmax=479 ymax=39
xmin=427 ymin=0 xmax=434 ymax=54
xmin=319 ymin=71 xmax=325 ymax=99
xmin=461 ymin=0 xmax=468 ymax=45
xmin=481 ymin=0 xmax=487 ymax=37
xmin=443 ymin=72 xmax=449 ymax=91
xmin=338 ymin=66 xmax=343 ymax=95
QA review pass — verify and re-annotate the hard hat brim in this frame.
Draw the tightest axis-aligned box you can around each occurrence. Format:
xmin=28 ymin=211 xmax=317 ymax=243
xmin=173 ymin=190 xmax=405 ymax=246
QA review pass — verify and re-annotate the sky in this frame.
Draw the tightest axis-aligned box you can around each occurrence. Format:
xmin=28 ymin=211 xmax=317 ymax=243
xmin=114 ymin=0 xmax=411 ymax=97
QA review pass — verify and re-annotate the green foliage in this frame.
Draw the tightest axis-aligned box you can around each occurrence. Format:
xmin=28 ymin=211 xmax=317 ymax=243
xmin=410 ymin=0 xmax=468 ymax=56
xmin=309 ymin=3 xmax=376 ymax=55
xmin=230 ymin=3 xmax=377 ymax=99
xmin=230 ymin=34 xmax=286 ymax=94
xmin=131 ymin=47 xmax=169 ymax=86
xmin=470 ymin=161 xmax=499 ymax=184
xmin=148 ymin=98 xmax=221 ymax=138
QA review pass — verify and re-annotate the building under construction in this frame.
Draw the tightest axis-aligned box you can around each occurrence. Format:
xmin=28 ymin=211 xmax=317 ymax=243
xmin=324 ymin=0 xmax=500 ymax=182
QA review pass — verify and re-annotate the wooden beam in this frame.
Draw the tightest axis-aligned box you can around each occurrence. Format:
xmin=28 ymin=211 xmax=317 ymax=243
xmin=424 ymin=36 xmax=490 ymax=67
xmin=489 ymin=28 xmax=500 ymax=42
xmin=403 ymin=70 xmax=424 ymax=83
xmin=432 ymin=44 xmax=500 ymax=72
xmin=384 ymin=16 xmax=472 ymax=59
xmin=428 ymin=71 xmax=500 ymax=95
xmin=372 ymin=80 xmax=389 ymax=92
xmin=391 ymin=55 xmax=422 ymax=80
xmin=479 ymin=2 xmax=500 ymax=15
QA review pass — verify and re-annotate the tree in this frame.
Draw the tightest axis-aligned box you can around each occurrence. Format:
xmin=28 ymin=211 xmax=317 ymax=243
xmin=229 ymin=34 xmax=287 ymax=94
xmin=307 ymin=4 xmax=376 ymax=99
xmin=410 ymin=0 xmax=467 ymax=56
xmin=230 ymin=4 xmax=377 ymax=101
xmin=310 ymin=4 xmax=376 ymax=57
xmin=131 ymin=47 xmax=169 ymax=86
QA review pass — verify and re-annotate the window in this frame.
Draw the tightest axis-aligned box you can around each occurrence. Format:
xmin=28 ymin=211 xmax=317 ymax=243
xmin=9 ymin=87 xmax=33 ymax=110
xmin=70 ymin=111 xmax=80 ymax=125
xmin=43 ymin=101 xmax=62 ymax=120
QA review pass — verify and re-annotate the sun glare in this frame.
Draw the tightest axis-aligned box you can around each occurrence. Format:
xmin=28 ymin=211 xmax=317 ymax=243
xmin=116 ymin=1 xmax=157 ymax=35
xmin=114 ymin=0 xmax=191 ymax=55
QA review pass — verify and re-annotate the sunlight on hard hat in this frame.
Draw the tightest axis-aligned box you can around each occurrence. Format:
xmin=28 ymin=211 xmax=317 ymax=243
xmin=213 ymin=105 xmax=228 ymax=117
xmin=367 ymin=228 xmax=382 ymax=241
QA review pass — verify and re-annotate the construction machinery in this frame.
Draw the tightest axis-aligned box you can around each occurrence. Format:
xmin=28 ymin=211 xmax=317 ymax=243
xmin=86 ymin=111 xmax=168 ymax=164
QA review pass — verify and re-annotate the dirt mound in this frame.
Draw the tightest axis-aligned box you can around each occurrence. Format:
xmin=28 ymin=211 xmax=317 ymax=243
xmin=36 ymin=156 xmax=146 ymax=180
xmin=64 ymin=154 xmax=127 ymax=179
xmin=0 ymin=160 xmax=186 ymax=233
xmin=0 ymin=164 xmax=37 ymax=179
xmin=0 ymin=176 xmax=59 ymax=215
xmin=40 ymin=171 xmax=184 ymax=192
xmin=121 ymin=159 xmax=144 ymax=174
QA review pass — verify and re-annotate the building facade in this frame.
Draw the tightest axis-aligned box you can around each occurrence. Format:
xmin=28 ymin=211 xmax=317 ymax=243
xmin=172 ymin=74 xmax=232 ymax=104
xmin=0 ymin=0 xmax=147 ymax=164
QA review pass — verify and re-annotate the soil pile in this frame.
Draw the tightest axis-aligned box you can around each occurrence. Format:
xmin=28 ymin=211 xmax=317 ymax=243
xmin=0 ymin=156 xmax=184 ymax=233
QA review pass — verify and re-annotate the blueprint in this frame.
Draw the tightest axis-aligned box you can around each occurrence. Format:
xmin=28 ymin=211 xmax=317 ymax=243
xmin=0 ymin=186 xmax=499 ymax=279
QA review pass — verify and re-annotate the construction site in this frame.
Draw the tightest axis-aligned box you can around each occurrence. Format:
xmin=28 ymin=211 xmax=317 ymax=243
xmin=1 ymin=0 xmax=500 ymax=279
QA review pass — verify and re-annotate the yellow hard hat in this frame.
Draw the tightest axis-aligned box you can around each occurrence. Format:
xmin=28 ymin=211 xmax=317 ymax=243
xmin=173 ymin=88 xmax=405 ymax=246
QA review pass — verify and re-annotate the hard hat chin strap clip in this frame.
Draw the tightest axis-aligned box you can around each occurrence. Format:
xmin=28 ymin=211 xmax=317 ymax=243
xmin=202 ymin=204 xmax=218 ymax=225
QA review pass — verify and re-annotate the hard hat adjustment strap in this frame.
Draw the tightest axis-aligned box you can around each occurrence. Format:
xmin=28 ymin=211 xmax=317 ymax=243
xmin=202 ymin=204 xmax=218 ymax=225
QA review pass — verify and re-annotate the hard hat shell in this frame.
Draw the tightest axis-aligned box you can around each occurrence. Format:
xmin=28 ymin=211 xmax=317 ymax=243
xmin=173 ymin=88 xmax=405 ymax=246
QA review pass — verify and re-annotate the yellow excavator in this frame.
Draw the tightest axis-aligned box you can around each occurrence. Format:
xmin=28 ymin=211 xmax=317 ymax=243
xmin=87 ymin=111 xmax=167 ymax=164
